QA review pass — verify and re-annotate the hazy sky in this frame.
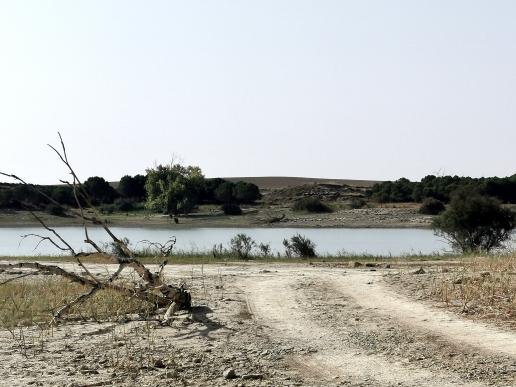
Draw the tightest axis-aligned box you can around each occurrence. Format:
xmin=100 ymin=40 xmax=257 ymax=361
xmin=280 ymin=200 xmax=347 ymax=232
xmin=1 ymin=1 xmax=515 ymax=184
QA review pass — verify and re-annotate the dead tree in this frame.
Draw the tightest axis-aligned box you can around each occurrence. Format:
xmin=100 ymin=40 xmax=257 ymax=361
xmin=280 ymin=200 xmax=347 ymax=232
xmin=0 ymin=133 xmax=191 ymax=324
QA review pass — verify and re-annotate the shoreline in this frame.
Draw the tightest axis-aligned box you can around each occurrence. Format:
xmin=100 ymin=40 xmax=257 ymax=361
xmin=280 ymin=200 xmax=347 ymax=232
xmin=0 ymin=222 xmax=433 ymax=229
xmin=0 ymin=207 xmax=434 ymax=229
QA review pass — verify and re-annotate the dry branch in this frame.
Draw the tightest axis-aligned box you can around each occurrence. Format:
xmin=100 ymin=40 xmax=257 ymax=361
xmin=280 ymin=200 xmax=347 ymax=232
xmin=0 ymin=133 xmax=191 ymax=324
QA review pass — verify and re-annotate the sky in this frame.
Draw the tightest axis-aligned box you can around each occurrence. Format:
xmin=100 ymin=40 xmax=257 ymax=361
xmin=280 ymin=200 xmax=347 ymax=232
xmin=1 ymin=1 xmax=515 ymax=184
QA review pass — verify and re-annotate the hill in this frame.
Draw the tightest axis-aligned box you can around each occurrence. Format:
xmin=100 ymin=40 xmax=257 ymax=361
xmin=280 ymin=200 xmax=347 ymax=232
xmin=223 ymin=176 xmax=381 ymax=190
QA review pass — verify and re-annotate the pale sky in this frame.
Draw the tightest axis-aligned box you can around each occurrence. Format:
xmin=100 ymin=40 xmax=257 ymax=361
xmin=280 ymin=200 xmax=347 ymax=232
xmin=1 ymin=1 xmax=515 ymax=184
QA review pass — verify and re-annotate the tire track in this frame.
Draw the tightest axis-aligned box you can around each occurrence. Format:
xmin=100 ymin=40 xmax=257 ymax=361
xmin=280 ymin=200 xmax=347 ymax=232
xmin=329 ymin=270 xmax=516 ymax=359
xmin=242 ymin=271 xmax=484 ymax=386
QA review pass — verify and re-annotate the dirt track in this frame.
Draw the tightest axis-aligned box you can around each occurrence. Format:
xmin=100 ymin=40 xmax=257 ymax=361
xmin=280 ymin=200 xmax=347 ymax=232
xmin=1 ymin=263 xmax=515 ymax=386
xmin=243 ymin=267 xmax=515 ymax=386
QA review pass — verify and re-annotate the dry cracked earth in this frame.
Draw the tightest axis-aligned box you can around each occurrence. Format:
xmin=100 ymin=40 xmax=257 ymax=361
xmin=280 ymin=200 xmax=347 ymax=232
xmin=1 ymin=263 xmax=515 ymax=386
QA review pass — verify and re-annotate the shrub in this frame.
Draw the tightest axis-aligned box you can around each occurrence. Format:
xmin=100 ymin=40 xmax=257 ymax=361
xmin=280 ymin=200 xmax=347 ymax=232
xmin=45 ymin=204 xmax=66 ymax=217
xmin=114 ymin=198 xmax=134 ymax=212
xmin=50 ymin=186 xmax=75 ymax=206
xmin=233 ymin=181 xmax=261 ymax=203
xmin=433 ymin=190 xmax=516 ymax=253
xmin=419 ymin=197 xmax=445 ymax=215
xmin=222 ymin=203 xmax=242 ymax=215
xmin=230 ymin=233 xmax=255 ymax=259
xmin=349 ymin=198 xmax=367 ymax=209
xmin=100 ymin=204 xmax=115 ymax=214
xmin=292 ymin=197 xmax=332 ymax=213
xmin=214 ymin=182 xmax=235 ymax=204
xmin=283 ymin=234 xmax=317 ymax=258
xmin=257 ymin=242 xmax=272 ymax=257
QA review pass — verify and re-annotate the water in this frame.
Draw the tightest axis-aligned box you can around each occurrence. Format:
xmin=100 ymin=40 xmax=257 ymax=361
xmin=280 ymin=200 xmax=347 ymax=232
xmin=0 ymin=227 xmax=451 ymax=257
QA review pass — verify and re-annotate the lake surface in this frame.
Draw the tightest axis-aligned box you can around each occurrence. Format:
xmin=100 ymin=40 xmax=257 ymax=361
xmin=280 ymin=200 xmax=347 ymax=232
xmin=0 ymin=227 xmax=453 ymax=257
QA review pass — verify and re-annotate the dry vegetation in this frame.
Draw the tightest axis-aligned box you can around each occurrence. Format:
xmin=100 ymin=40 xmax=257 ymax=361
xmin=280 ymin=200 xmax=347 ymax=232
xmin=388 ymin=254 xmax=516 ymax=329
xmin=0 ymin=277 xmax=155 ymax=329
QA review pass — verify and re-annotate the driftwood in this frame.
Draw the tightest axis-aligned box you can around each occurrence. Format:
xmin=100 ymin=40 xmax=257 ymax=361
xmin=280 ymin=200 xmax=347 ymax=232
xmin=0 ymin=133 xmax=191 ymax=324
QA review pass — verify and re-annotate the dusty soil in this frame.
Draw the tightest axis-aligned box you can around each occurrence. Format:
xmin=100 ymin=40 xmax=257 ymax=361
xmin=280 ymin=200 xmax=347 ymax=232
xmin=1 ymin=262 xmax=514 ymax=387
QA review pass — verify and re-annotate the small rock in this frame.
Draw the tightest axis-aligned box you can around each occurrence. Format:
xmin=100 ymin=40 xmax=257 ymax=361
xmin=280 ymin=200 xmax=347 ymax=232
xmin=223 ymin=368 xmax=237 ymax=379
xmin=154 ymin=359 xmax=166 ymax=369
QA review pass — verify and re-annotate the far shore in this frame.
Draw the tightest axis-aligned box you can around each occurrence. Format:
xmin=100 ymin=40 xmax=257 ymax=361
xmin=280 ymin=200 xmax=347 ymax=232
xmin=0 ymin=207 xmax=433 ymax=229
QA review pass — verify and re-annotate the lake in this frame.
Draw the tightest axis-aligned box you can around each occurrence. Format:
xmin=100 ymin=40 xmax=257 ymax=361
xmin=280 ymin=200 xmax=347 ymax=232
xmin=0 ymin=227 xmax=453 ymax=257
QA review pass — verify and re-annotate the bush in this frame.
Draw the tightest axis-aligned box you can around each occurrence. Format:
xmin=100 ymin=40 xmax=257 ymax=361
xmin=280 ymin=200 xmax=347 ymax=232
xmin=419 ymin=197 xmax=445 ymax=215
xmin=100 ymin=204 xmax=115 ymax=214
xmin=292 ymin=197 xmax=332 ymax=213
xmin=233 ymin=181 xmax=261 ymax=203
xmin=257 ymin=242 xmax=272 ymax=257
xmin=283 ymin=234 xmax=317 ymax=258
xmin=114 ymin=198 xmax=134 ymax=212
xmin=45 ymin=204 xmax=66 ymax=217
xmin=221 ymin=203 xmax=242 ymax=215
xmin=214 ymin=182 xmax=235 ymax=204
xmin=433 ymin=190 xmax=516 ymax=253
xmin=349 ymin=198 xmax=367 ymax=209
xmin=230 ymin=233 xmax=255 ymax=259
xmin=50 ymin=186 xmax=75 ymax=206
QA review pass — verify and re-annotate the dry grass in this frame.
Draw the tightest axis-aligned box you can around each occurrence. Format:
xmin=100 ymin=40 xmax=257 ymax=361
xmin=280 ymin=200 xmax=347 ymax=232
xmin=429 ymin=255 xmax=515 ymax=327
xmin=0 ymin=277 xmax=155 ymax=328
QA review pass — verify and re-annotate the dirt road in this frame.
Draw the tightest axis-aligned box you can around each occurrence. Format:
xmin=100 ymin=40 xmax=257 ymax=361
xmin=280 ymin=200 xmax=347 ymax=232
xmin=0 ymin=262 xmax=514 ymax=386
xmin=241 ymin=266 xmax=515 ymax=386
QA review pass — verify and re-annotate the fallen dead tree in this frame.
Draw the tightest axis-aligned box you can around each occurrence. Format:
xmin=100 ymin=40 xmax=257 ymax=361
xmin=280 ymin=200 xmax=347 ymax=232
xmin=0 ymin=133 xmax=191 ymax=325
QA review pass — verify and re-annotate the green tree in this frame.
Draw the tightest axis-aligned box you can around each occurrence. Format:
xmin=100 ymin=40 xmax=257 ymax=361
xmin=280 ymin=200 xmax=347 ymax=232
xmin=84 ymin=176 xmax=117 ymax=204
xmin=118 ymin=174 xmax=146 ymax=200
xmin=433 ymin=190 xmax=515 ymax=253
xmin=145 ymin=164 xmax=205 ymax=216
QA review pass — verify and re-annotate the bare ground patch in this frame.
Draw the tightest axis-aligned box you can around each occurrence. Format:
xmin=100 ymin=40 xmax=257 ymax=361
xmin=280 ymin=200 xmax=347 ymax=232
xmin=0 ymin=262 xmax=514 ymax=386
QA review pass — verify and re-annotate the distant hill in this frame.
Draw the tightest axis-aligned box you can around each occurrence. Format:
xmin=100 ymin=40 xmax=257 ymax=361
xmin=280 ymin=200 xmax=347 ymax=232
xmin=222 ymin=176 xmax=381 ymax=190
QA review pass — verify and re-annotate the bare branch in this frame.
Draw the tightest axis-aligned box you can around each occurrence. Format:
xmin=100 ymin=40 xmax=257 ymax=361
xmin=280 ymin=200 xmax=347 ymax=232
xmin=52 ymin=286 xmax=99 ymax=323
xmin=19 ymin=233 xmax=69 ymax=252
xmin=27 ymin=211 xmax=77 ymax=255
xmin=138 ymin=237 xmax=176 ymax=257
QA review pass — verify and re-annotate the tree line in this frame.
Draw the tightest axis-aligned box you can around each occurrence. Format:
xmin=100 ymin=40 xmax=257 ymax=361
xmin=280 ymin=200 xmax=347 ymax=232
xmin=0 ymin=163 xmax=261 ymax=216
xmin=371 ymin=174 xmax=516 ymax=204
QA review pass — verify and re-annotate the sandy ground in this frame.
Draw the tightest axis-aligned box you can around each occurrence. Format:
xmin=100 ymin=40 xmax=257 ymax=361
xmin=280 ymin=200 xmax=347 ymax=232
xmin=1 ymin=262 xmax=515 ymax=386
